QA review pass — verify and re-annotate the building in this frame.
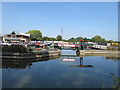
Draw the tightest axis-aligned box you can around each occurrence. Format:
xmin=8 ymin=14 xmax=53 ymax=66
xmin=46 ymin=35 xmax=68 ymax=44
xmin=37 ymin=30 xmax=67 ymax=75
xmin=2 ymin=31 xmax=30 ymax=43
xmin=107 ymin=43 xmax=119 ymax=46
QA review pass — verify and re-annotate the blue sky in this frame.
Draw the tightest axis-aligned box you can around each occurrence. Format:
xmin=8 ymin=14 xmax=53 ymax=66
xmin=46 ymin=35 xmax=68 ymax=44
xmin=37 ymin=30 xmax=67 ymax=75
xmin=2 ymin=2 xmax=118 ymax=41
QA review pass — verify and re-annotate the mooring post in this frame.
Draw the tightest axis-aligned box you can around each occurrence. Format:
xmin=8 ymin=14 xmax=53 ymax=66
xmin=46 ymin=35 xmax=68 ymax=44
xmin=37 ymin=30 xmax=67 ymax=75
xmin=76 ymin=47 xmax=80 ymax=56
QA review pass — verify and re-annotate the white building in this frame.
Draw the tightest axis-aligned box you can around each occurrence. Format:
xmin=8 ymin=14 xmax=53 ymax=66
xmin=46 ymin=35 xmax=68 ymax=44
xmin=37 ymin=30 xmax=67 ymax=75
xmin=2 ymin=31 xmax=30 ymax=43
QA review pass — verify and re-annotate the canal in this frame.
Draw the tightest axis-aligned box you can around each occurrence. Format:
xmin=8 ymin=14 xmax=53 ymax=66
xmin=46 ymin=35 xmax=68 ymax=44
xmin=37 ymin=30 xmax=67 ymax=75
xmin=2 ymin=50 xmax=119 ymax=88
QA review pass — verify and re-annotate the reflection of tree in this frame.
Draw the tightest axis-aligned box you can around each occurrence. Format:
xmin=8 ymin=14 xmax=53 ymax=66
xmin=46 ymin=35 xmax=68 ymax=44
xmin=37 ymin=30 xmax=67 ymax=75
xmin=105 ymin=56 xmax=120 ymax=60
xmin=2 ymin=61 xmax=32 ymax=69
xmin=77 ymin=54 xmax=120 ymax=60
xmin=111 ymin=73 xmax=120 ymax=89
xmin=2 ymin=56 xmax=60 ymax=69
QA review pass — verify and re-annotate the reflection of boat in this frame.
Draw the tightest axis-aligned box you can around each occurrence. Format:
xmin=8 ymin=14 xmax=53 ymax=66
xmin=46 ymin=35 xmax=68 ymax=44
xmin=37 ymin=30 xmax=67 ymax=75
xmin=60 ymin=55 xmax=77 ymax=61
xmin=62 ymin=58 xmax=75 ymax=61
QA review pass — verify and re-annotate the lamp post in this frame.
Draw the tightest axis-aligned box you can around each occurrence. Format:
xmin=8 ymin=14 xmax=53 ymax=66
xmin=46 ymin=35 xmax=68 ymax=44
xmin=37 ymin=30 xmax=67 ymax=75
xmin=80 ymin=39 xmax=85 ymax=50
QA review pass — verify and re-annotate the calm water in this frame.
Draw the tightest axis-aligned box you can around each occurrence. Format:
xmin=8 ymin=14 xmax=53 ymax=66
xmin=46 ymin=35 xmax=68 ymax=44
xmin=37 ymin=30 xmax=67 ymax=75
xmin=2 ymin=50 xmax=119 ymax=88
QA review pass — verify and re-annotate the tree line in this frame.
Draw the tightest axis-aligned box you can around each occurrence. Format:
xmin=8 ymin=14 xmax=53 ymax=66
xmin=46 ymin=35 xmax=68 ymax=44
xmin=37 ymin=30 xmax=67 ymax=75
xmin=26 ymin=30 xmax=62 ymax=41
xmin=26 ymin=30 xmax=118 ymax=43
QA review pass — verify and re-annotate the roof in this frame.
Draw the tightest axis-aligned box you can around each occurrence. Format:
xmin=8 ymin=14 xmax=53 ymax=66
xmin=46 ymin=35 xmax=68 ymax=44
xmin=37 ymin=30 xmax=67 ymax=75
xmin=7 ymin=31 xmax=30 ymax=37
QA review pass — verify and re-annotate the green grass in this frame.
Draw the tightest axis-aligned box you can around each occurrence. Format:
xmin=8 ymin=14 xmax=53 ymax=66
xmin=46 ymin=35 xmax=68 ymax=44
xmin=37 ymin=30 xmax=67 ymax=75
xmin=106 ymin=50 xmax=120 ymax=51
xmin=31 ymin=50 xmax=43 ymax=53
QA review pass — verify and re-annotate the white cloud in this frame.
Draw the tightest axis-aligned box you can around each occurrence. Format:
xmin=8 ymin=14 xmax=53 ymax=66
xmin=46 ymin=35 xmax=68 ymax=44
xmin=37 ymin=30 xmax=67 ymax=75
xmin=14 ymin=75 xmax=31 ymax=88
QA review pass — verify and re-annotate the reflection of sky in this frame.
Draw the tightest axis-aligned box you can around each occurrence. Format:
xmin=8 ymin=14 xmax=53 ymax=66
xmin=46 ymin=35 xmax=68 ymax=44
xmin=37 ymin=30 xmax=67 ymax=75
xmin=2 ymin=54 xmax=119 ymax=88
xmin=61 ymin=50 xmax=76 ymax=55
xmin=14 ymin=75 xmax=31 ymax=88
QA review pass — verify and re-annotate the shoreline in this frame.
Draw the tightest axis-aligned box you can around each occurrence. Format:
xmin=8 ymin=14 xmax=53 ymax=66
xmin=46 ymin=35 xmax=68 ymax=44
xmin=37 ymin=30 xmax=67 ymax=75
xmin=79 ymin=50 xmax=120 ymax=54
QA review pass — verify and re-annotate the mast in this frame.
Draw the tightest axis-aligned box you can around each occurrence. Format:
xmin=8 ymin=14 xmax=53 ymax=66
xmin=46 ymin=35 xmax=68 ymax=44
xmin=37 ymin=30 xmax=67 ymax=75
xmin=61 ymin=27 xmax=63 ymax=39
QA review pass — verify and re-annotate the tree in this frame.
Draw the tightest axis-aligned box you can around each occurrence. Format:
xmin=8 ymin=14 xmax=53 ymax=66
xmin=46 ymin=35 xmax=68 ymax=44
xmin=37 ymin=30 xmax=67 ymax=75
xmin=56 ymin=35 xmax=62 ymax=41
xmin=83 ymin=37 xmax=91 ymax=42
xmin=26 ymin=30 xmax=42 ymax=41
xmin=92 ymin=35 xmax=103 ymax=43
xmin=101 ymin=38 xmax=107 ymax=43
xmin=42 ymin=36 xmax=50 ymax=41
xmin=108 ymin=40 xmax=114 ymax=43
xmin=68 ymin=37 xmax=77 ymax=42
xmin=62 ymin=39 xmax=68 ymax=42
xmin=76 ymin=37 xmax=83 ymax=40
xmin=49 ymin=37 xmax=56 ymax=41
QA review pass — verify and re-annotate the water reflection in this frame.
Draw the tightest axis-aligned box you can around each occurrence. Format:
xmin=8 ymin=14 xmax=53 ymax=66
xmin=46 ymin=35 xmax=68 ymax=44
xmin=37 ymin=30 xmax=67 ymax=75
xmin=78 ymin=53 xmax=120 ymax=60
xmin=105 ymin=56 xmax=120 ymax=60
xmin=2 ymin=50 xmax=119 ymax=88
xmin=2 ymin=56 xmax=60 ymax=69
xmin=2 ymin=60 xmax=32 ymax=69
xmin=69 ymin=57 xmax=94 ymax=68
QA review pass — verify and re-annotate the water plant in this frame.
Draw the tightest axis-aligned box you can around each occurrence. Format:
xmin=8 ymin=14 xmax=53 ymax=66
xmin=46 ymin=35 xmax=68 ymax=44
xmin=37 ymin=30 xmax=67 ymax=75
xmin=111 ymin=73 xmax=120 ymax=89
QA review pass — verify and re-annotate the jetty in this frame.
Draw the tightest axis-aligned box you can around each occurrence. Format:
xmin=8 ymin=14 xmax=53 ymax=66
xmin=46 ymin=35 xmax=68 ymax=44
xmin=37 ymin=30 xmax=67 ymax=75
xmin=1 ymin=50 xmax=61 ymax=60
xmin=79 ymin=50 xmax=119 ymax=54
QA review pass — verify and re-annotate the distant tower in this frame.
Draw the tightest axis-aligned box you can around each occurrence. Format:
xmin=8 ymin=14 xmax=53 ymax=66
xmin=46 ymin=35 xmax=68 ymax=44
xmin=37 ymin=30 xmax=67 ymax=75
xmin=61 ymin=27 xmax=63 ymax=39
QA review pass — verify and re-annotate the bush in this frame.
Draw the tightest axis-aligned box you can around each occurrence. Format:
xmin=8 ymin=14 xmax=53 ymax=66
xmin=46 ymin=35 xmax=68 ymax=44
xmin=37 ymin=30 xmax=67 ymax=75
xmin=107 ymin=46 xmax=120 ymax=51
xmin=2 ymin=45 xmax=28 ymax=53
